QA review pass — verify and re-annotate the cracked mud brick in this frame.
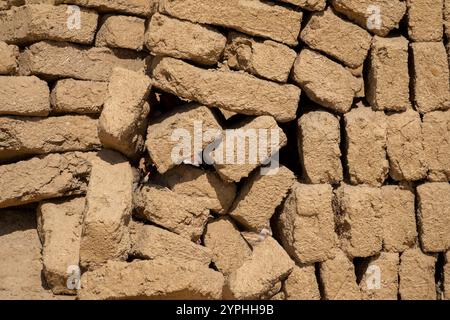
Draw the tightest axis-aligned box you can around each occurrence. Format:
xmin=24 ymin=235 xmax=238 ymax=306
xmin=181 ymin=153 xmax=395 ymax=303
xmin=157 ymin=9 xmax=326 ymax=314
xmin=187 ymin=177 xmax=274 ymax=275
xmin=229 ymin=166 xmax=296 ymax=232
xmin=407 ymin=0 xmax=444 ymax=42
xmin=212 ymin=115 xmax=288 ymax=183
xmin=37 ymin=197 xmax=84 ymax=295
xmin=399 ymin=248 xmax=437 ymax=300
xmin=0 ymin=4 xmax=98 ymax=45
xmin=225 ymin=237 xmax=294 ymax=300
xmin=161 ymin=165 xmax=237 ymax=215
xmin=146 ymin=13 xmax=226 ymax=66
xmin=151 ymin=57 xmax=301 ymax=123
xmin=130 ymin=222 xmax=212 ymax=266
xmin=0 ymin=152 xmax=94 ymax=208
xmin=278 ymin=183 xmax=337 ymax=264
xmin=319 ymin=249 xmax=361 ymax=300
xmin=360 ymin=252 xmax=399 ymax=300
xmin=411 ymin=42 xmax=450 ymax=114
xmin=79 ymin=259 xmax=224 ymax=300
xmin=56 ymin=0 xmax=156 ymax=17
xmin=381 ymin=186 xmax=417 ymax=253
xmin=224 ymin=32 xmax=297 ymax=83
xmin=301 ymin=8 xmax=372 ymax=68
xmin=423 ymin=110 xmax=450 ymax=182
xmin=96 ymin=15 xmax=145 ymax=51
xmin=19 ymin=41 xmax=146 ymax=81
xmin=51 ymin=79 xmax=107 ymax=115
xmin=337 ymin=184 xmax=383 ymax=258
xmin=0 ymin=41 xmax=18 ymax=74
xmin=159 ymin=0 xmax=303 ymax=46
xmin=0 ymin=115 xmax=101 ymax=161
xmin=0 ymin=209 xmax=54 ymax=299
xmin=276 ymin=0 xmax=326 ymax=11
xmin=292 ymin=49 xmax=360 ymax=114
xmin=446 ymin=0 xmax=450 ymax=40
xmin=387 ymin=110 xmax=427 ymax=181
xmin=417 ymin=183 xmax=450 ymax=253
xmin=298 ymin=111 xmax=343 ymax=184
xmin=79 ymin=150 xmax=133 ymax=270
xmin=146 ymin=104 xmax=221 ymax=174
xmin=331 ymin=0 xmax=406 ymax=37
xmin=0 ymin=75 xmax=50 ymax=116
xmin=204 ymin=217 xmax=252 ymax=276
xmin=284 ymin=265 xmax=320 ymax=300
xmin=367 ymin=36 xmax=410 ymax=112
xmin=98 ymin=68 xmax=151 ymax=159
xmin=345 ymin=106 xmax=388 ymax=186
xmin=134 ymin=184 xmax=210 ymax=241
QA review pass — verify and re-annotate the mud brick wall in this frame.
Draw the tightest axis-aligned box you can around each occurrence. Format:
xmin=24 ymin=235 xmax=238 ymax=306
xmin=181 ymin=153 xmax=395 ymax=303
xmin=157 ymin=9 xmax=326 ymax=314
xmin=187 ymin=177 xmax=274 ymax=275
xmin=0 ymin=0 xmax=449 ymax=301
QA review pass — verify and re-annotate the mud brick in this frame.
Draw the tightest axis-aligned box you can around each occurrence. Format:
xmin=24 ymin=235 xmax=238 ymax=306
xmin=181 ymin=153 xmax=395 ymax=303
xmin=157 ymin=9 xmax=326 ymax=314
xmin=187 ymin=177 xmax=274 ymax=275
xmin=159 ymin=0 xmax=302 ymax=46
xmin=146 ymin=13 xmax=226 ymax=66
xmin=411 ymin=42 xmax=450 ymax=114
xmin=446 ymin=0 xmax=450 ymax=39
xmin=37 ymin=197 xmax=84 ymax=295
xmin=367 ymin=36 xmax=410 ymax=112
xmin=224 ymin=32 xmax=297 ymax=83
xmin=423 ymin=110 xmax=450 ymax=181
xmin=96 ymin=15 xmax=145 ymax=51
xmin=284 ymin=265 xmax=320 ymax=300
xmin=56 ymin=0 xmax=156 ymax=17
xmin=345 ymin=106 xmax=388 ymax=186
xmin=387 ymin=110 xmax=427 ymax=181
xmin=161 ymin=165 xmax=237 ymax=215
xmin=0 ymin=75 xmax=50 ymax=116
xmin=0 ymin=152 xmax=95 ymax=208
xmin=0 ymin=41 xmax=18 ymax=74
xmin=276 ymin=0 xmax=326 ymax=11
xmin=417 ymin=183 xmax=450 ymax=253
xmin=146 ymin=104 xmax=221 ymax=174
xmin=0 ymin=115 xmax=101 ymax=161
xmin=79 ymin=259 xmax=224 ymax=300
xmin=331 ymin=0 xmax=407 ymax=36
xmin=298 ymin=111 xmax=343 ymax=184
xmin=300 ymin=8 xmax=372 ymax=68
xmin=212 ymin=116 xmax=288 ymax=183
xmin=204 ymin=217 xmax=252 ymax=276
xmin=51 ymin=79 xmax=107 ymax=114
xmin=225 ymin=237 xmax=294 ymax=300
xmin=0 ymin=4 xmax=98 ymax=44
xmin=278 ymin=183 xmax=337 ymax=264
xmin=130 ymin=222 xmax=212 ymax=266
xmin=360 ymin=252 xmax=400 ymax=300
xmin=292 ymin=49 xmax=360 ymax=114
xmin=337 ymin=184 xmax=383 ymax=258
xmin=319 ymin=249 xmax=362 ymax=300
xmin=399 ymin=248 xmax=437 ymax=300
xmin=229 ymin=166 xmax=296 ymax=232
xmin=381 ymin=186 xmax=417 ymax=252
xmin=19 ymin=41 xmax=146 ymax=81
xmin=79 ymin=150 xmax=133 ymax=270
xmin=407 ymin=0 xmax=444 ymax=42
xmin=134 ymin=184 xmax=210 ymax=242
xmin=151 ymin=57 xmax=301 ymax=123
xmin=98 ymin=68 xmax=151 ymax=159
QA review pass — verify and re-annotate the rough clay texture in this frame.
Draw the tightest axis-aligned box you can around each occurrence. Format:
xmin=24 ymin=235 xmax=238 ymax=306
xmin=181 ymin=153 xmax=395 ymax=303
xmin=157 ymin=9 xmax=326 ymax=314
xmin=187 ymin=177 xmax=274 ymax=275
xmin=1 ymin=0 xmax=449 ymax=301
xmin=79 ymin=150 xmax=133 ymax=270
xmin=151 ymin=56 xmax=301 ymax=123
xmin=331 ymin=0 xmax=406 ymax=37
xmin=98 ymin=67 xmax=151 ymax=159
xmin=298 ymin=111 xmax=343 ymax=184
xmin=399 ymin=248 xmax=437 ymax=300
xmin=278 ymin=183 xmax=337 ymax=264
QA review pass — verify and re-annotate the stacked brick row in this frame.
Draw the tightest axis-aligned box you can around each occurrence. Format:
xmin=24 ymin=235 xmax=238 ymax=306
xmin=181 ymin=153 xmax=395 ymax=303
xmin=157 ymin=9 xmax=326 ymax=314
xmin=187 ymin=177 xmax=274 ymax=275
xmin=0 ymin=0 xmax=449 ymax=300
